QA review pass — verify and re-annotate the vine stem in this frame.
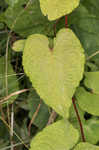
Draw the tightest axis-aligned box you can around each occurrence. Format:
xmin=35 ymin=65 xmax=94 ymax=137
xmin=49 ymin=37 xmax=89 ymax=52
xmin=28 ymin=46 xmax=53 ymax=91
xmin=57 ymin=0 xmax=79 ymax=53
xmin=72 ymin=98 xmax=85 ymax=142
xmin=53 ymin=15 xmax=68 ymax=37
xmin=65 ymin=15 xmax=68 ymax=28
xmin=53 ymin=19 xmax=59 ymax=37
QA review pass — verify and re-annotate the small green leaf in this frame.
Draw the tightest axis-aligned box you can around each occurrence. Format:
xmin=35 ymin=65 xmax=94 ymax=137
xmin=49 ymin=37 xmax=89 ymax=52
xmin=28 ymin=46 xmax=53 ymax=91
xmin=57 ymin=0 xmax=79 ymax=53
xmin=74 ymin=142 xmax=99 ymax=150
xmin=75 ymin=87 xmax=99 ymax=116
xmin=84 ymin=72 xmax=99 ymax=94
xmin=12 ymin=39 xmax=26 ymax=52
xmin=23 ymin=28 xmax=85 ymax=118
xmin=40 ymin=0 xmax=80 ymax=20
xmin=30 ymin=119 xmax=79 ymax=150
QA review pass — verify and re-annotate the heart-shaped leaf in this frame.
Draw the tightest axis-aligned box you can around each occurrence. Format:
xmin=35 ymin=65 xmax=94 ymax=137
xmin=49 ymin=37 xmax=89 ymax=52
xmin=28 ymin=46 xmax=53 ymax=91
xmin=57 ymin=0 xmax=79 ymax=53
xmin=23 ymin=28 xmax=85 ymax=118
xmin=74 ymin=142 xmax=99 ymax=150
xmin=40 ymin=0 xmax=80 ymax=20
xmin=30 ymin=119 xmax=79 ymax=150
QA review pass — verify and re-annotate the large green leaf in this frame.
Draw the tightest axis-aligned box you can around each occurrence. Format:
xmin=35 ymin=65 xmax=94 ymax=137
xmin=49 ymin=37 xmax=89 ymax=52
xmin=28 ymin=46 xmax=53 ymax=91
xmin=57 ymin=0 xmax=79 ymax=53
xmin=0 ymin=56 xmax=19 ymax=106
xmin=4 ymin=0 xmax=54 ymax=37
xmin=74 ymin=142 xmax=99 ymax=150
xmin=68 ymin=0 xmax=99 ymax=59
xmin=39 ymin=0 xmax=80 ymax=21
xmin=30 ymin=119 xmax=79 ymax=150
xmin=23 ymin=28 xmax=85 ymax=118
xmin=75 ymin=87 xmax=99 ymax=116
xmin=84 ymin=72 xmax=99 ymax=94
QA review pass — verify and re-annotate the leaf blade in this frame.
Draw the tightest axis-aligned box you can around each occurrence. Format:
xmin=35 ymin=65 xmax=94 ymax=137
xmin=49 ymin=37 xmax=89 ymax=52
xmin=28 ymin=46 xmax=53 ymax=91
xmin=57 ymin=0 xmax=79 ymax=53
xmin=23 ymin=28 xmax=85 ymax=118
xmin=40 ymin=0 xmax=80 ymax=20
xmin=30 ymin=119 xmax=79 ymax=150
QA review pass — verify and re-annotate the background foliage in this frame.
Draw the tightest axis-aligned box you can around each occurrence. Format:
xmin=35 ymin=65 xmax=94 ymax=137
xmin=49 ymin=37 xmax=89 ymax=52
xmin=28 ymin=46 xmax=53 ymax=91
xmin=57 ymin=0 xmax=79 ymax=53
xmin=0 ymin=0 xmax=99 ymax=150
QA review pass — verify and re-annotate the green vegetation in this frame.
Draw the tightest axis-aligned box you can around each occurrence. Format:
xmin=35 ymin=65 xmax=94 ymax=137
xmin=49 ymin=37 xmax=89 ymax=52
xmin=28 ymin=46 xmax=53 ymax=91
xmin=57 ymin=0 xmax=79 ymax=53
xmin=0 ymin=0 xmax=99 ymax=150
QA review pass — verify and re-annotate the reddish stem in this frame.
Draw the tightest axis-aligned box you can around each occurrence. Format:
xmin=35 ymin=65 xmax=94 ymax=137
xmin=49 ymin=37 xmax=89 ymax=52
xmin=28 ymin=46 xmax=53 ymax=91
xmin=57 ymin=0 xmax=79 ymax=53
xmin=72 ymin=98 xmax=85 ymax=142
xmin=65 ymin=15 xmax=68 ymax=28
xmin=53 ymin=19 xmax=60 ymax=37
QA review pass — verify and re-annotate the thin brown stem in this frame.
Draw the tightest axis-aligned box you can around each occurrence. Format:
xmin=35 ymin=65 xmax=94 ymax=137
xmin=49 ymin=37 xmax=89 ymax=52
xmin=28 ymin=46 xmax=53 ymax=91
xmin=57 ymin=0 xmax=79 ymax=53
xmin=28 ymin=101 xmax=41 ymax=136
xmin=47 ymin=110 xmax=57 ymax=126
xmin=0 ymin=89 xmax=30 ymax=104
xmin=72 ymin=98 xmax=85 ymax=142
